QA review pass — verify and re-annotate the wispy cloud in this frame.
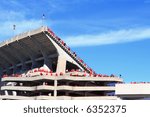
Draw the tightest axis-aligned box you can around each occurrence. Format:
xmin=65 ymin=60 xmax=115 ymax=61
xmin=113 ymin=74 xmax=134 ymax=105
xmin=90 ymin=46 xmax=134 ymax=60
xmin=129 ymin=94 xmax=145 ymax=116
xmin=0 ymin=10 xmax=25 ymax=21
xmin=64 ymin=28 xmax=150 ymax=47
xmin=0 ymin=1 xmax=44 ymax=41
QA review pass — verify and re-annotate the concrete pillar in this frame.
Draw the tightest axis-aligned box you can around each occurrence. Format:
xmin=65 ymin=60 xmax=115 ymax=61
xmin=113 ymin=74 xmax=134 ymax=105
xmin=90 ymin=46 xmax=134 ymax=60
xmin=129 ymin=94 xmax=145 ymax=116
xmin=56 ymin=55 xmax=66 ymax=74
xmin=65 ymin=81 xmax=71 ymax=96
xmin=85 ymin=82 xmax=89 ymax=96
xmin=54 ymin=79 xmax=57 ymax=98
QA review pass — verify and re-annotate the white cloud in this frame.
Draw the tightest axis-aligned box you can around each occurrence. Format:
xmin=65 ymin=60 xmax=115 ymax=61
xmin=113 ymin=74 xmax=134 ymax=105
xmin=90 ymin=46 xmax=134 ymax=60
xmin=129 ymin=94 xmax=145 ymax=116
xmin=64 ymin=28 xmax=150 ymax=47
xmin=0 ymin=7 xmax=45 ymax=41
xmin=0 ymin=10 xmax=25 ymax=21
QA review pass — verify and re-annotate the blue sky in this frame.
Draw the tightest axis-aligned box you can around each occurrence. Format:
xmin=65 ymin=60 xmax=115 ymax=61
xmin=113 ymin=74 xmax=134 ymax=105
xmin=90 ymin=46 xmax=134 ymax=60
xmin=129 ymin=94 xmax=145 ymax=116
xmin=0 ymin=0 xmax=150 ymax=82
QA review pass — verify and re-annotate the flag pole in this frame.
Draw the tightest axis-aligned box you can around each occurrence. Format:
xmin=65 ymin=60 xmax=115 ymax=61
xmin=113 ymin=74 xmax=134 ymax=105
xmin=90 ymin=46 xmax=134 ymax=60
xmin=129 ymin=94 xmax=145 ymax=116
xmin=42 ymin=14 xmax=45 ymax=27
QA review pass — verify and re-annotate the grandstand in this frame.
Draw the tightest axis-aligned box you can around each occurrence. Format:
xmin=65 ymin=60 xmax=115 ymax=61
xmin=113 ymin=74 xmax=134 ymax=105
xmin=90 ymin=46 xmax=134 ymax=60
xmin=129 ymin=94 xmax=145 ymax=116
xmin=0 ymin=26 xmax=123 ymax=100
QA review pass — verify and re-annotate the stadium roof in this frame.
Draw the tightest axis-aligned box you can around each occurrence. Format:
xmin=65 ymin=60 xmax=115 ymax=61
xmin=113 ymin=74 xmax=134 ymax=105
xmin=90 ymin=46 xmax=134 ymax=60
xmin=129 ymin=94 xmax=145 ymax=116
xmin=0 ymin=26 xmax=94 ymax=74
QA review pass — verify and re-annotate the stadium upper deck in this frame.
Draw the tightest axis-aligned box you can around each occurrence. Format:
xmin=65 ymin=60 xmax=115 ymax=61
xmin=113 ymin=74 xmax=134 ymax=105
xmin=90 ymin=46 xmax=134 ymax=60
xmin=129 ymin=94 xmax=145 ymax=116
xmin=0 ymin=26 xmax=94 ymax=75
xmin=0 ymin=26 xmax=123 ymax=100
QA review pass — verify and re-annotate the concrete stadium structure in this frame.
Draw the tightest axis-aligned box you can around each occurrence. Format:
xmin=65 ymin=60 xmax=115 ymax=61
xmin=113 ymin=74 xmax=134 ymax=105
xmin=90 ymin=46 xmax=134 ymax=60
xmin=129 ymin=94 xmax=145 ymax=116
xmin=0 ymin=26 xmax=149 ymax=100
xmin=0 ymin=26 xmax=124 ymax=100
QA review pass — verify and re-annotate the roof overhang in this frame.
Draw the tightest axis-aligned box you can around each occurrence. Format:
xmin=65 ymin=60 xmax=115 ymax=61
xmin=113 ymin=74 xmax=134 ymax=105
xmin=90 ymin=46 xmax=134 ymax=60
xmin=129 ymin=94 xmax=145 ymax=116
xmin=0 ymin=26 xmax=94 ymax=74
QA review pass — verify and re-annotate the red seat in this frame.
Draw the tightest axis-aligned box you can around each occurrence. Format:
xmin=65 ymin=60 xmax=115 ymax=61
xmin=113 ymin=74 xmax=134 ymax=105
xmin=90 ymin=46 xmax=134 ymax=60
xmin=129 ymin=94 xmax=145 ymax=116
xmin=61 ymin=40 xmax=64 ymax=45
xmin=55 ymin=36 xmax=61 ymax=41
xmin=79 ymin=59 xmax=83 ymax=63
xmin=71 ymin=69 xmax=75 ymax=72
xmin=60 ymin=72 xmax=63 ymax=76
xmin=50 ymin=73 xmax=52 ymax=76
xmin=98 ymin=74 xmax=102 ymax=77
xmin=40 ymin=73 xmax=43 ymax=76
xmin=68 ymin=47 xmax=70 ymax=51
xmin=83 ymin=73 xmax=86 ymax=77
xmin=48 ymin=28 xmax=55 ymax=37
xmin=76 ymin=69 xmax=79 ymax=72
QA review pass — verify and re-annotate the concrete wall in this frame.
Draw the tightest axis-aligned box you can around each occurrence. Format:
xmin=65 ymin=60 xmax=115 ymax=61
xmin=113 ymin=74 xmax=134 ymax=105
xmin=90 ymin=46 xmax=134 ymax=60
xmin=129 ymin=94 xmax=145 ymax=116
xmin=116 ymin=84 xmax=150 ymax=95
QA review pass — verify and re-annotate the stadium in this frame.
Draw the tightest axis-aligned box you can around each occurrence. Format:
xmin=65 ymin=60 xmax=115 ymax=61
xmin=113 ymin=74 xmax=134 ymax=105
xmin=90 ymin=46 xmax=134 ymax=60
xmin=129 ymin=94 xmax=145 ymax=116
xmin=0 ymin=26 xmax=149 ymax=100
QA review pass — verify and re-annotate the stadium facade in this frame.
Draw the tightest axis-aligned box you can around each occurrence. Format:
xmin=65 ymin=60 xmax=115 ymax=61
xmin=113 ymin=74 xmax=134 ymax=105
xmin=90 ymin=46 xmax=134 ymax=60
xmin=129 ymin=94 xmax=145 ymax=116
xmin=0 ymin=26 xmax=149 ymax=100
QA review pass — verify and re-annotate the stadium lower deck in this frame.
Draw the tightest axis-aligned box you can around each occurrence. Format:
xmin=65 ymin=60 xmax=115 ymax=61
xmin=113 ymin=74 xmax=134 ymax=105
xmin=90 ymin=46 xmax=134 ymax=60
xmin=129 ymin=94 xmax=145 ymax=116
xmin=0 ymin=26 xmax=123 ymax=100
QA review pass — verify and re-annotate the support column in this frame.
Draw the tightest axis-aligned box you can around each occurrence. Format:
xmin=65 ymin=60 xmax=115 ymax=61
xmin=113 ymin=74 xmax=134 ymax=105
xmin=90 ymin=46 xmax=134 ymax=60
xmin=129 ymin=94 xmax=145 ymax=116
xmin=54 ymin=79 xmax=57 ymax=99
xmin=85 ymin=82 xmax=89 ymax=96
xmin=56 ymin=55 xmax=66 ymax=74
xmin=65 ymin=81 xmax=71 ymax=96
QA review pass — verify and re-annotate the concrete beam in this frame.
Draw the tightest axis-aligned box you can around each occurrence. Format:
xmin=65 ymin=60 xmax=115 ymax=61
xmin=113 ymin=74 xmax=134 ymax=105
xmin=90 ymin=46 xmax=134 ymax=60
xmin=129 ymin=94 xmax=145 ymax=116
xmin=0 ymin=50 xmax=15 ymax=65
xmin=17 ymin=41 xmax=35 ymax=59
xmin=56 ymin=55 xmax=66 ymax=74
xmin=6 ymin=44 xmax=25 ymax=63
xmin=0 ymin=56 xmax=10 ymax=67
xmin=1 ymin=47 xmax=19 ymax=62
xmin=29 ymin=36 xmax=54 ymax=70
xmin=17 ymin=41 xmax=38 ymax=68
xmin=29 ymin=36 xmax=46 ymax=57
